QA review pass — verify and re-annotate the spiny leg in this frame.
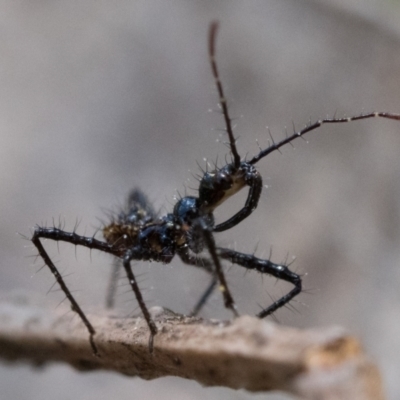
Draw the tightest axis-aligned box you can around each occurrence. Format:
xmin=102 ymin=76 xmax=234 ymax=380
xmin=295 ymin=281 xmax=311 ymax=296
xmin=178 ymin=246 xmax=214 ymax=274
xmin=218 ymin=247 xmax=302 ymax=318
xmin=31 ymin=226 xmax=117 ymax=356
xmin=125 ymin=188 xmax=158 ymax=222
xmin=105 ymin=188 xmax=157 ymax=309
xmin=105 ymin=259 xmax=120 ymax=309
xmin=190 ymin=277 xmax=218 ymax=317
xmin=214 ymin=165 xmax=263 ymax=232
xmin=194 ymin=217 xmax=239 ymax=317
xmin=249 ymin=112 xmax=400 ymax=165
xmin=122 ymin=247 xmax=157 ymax=352
xmin=177 ymin=247 xmax=217 ymax=316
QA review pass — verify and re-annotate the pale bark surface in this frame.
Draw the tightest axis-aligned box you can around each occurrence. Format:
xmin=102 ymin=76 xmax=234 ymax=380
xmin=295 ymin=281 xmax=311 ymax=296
xmin=0 ymin=299 xmax=385 ymax=400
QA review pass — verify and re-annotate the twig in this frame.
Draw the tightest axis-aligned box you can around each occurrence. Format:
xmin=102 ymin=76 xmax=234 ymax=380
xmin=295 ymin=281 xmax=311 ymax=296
xmin=0 ymin=296 xmax=385 ymax=399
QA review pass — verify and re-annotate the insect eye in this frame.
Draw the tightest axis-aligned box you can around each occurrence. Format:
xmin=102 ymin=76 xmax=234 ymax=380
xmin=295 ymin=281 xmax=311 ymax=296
xmin=201 ymin=172 xmax=232 ymax=190
xmin=198 ymin=171 xmax=233 ymax=207
xmin=217 ymin=173 xmax=233 ymax=190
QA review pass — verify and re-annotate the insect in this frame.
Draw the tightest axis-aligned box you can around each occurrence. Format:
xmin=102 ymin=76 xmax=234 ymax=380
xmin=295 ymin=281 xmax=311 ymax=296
xmin=31 ymin=21 xmax=400 ymax=356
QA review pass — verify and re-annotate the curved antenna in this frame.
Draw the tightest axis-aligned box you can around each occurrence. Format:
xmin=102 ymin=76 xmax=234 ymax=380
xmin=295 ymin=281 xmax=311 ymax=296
xmin=209 ymin=21 xmax=241 ymax=168
xmin=249 ymin=112 xmax=400 ymax=165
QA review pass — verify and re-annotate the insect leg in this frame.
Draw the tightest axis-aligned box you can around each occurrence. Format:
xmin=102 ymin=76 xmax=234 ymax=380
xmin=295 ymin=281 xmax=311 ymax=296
xmin=122 ymin=247 xmax=157 ymax=352
xmin=194 ymin=218 xmax=239 ymax=317
xmin=31 ymin=226 xmax=116 ymax=355
xmin=218 ymin=247 xmax=302 ymax=318
xmin=214 ymin=166 xmax=263 ymax=232
xmin=105 ymin=258 xmax=120 ymax=309
xmin=177 ymin=247 xmax=217 ymax=316
xmin=190 ymin=277 xmax=218 ymax=317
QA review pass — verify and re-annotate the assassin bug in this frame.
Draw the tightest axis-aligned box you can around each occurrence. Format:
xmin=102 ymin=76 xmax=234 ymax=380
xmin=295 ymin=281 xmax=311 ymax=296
xmin=31 ymin=21 xmax=400 ymax=355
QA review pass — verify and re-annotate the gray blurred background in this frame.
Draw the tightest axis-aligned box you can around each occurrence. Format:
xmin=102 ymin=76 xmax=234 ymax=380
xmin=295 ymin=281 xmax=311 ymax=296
xmin=2 ymin=1 xmax=400 ymax=399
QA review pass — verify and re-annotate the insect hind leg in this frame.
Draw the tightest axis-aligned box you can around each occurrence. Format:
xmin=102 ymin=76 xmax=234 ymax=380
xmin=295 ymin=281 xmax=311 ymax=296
xmin=31 ymin=226 xmax=116 ymax=356
xmin=189 ymin=276 xmax=218 ymax=317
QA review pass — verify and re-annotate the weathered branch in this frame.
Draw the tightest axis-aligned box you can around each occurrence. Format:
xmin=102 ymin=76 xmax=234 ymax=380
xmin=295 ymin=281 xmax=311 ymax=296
xmin=0 ymin=297 xmax=385 ymax=399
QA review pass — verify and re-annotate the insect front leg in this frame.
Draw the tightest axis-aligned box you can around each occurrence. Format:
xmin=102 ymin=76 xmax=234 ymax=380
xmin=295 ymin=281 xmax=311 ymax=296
xmin=214 ymin=165 xmax=263 ymax=232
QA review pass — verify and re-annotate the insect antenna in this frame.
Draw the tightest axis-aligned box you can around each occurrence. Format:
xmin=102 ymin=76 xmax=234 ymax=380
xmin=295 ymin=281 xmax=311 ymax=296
xmin=209 ymin=21 xmax=241 ymax=168
xmin=249 ymin=112 xmax=400 ymax=165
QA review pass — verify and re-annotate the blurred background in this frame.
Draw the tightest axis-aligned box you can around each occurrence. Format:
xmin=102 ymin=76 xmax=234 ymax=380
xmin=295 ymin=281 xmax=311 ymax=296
xmin=2 ymin=1 xmax=400 ymax=399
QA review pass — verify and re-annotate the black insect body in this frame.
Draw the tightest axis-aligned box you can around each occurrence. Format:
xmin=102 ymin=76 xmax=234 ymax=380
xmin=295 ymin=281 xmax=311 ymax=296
xmin=31 ymin=22 xmax=400 ymax=356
